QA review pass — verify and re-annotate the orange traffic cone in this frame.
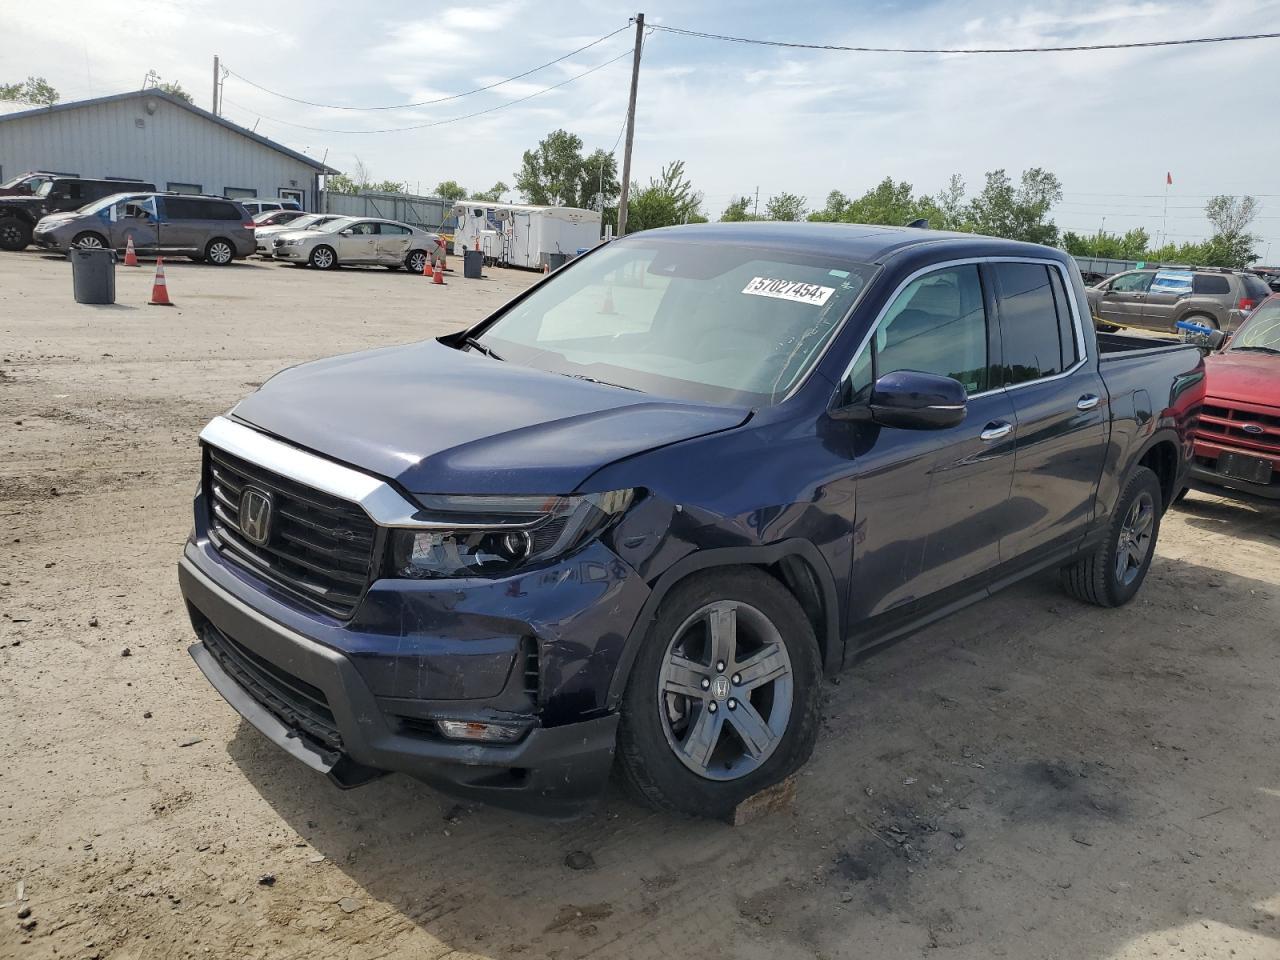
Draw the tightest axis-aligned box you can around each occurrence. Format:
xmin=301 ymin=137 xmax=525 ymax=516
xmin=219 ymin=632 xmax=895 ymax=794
xmin=148 ymin=257 xmax=173 ymax=307
xmin=542 ymin=261 xmax=549 ymax=274
xmin=123 ymin=234 xmax=139 ymax=267
xmin=473 ymin=236 xmax=479 ymax=252
xmin=432 ymin=260 xmax=445 ymax=285
xmin=440 ymin=246 xmax=448 ymax=272
xmin=422 ymin=253 xmax=432 ymax=278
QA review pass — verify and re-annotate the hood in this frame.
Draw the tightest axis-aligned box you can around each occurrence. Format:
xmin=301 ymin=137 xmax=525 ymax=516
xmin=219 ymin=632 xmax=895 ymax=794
xmin=229 ymin=339 xmax=750 ymax=494
xmin=0 ymin=196 xmax=42 ymax=209
xmin=35 ymin=210 xmax=78 ymax=227
xmin=1205 ymin=350 xmax=1280 ymax=407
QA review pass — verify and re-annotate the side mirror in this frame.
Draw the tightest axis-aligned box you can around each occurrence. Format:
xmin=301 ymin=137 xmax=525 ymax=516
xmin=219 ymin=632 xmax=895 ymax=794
xmin=863 ymin=370 xmax=968 ymax=429
xmin=338 ymin=228 xmax=353 ymax=236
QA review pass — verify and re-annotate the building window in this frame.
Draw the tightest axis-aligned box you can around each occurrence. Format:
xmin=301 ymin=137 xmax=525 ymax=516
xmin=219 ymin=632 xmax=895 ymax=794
xmin=279 ymin=188 xmax=305 ymax=210
xmin=224 ymin=187 xmax=256 ymax=200
xmin=167 ymin=181 xmax=202 ymax=195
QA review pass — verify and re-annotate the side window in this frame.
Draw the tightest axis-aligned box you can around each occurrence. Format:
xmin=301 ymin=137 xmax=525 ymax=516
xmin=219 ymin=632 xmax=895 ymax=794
xmin=349 ymin=222 xmax=378 ymax=235
xmin=1048 ymin=267 xmax=1081 ymax=368
xmin=164 ymin=198 xmax=200 ymax=220
xmin=1110 ymin=272 xmax=1153 ymax=293
xmin=869 ymin=264 xmax=989 ymax=394
xmin=64 ymin=182 xmax=83 ymax=201
xmin=380 ymin=223 xmax=410 ymax=235
xmin=993 ymin=263 xmax=1066 ymax=385
xmin=1191 ymin=274 xmax=1230 ymax=295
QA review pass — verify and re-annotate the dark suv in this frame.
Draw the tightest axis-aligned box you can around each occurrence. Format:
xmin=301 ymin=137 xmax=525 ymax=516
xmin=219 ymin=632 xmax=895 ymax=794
xmin=0 ymin=177 xmax=156 ymax=251
xmin=33 ymin=193 xmax=256 ymax=263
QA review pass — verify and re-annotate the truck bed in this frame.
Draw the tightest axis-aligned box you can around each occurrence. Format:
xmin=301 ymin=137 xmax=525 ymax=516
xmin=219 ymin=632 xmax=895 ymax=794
xmin=1096 ymin=331 xmax=1184 ymax=355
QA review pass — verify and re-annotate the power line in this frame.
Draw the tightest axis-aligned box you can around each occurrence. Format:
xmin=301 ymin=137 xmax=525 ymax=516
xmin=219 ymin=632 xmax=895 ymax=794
xmin=220 ymin=46 xmax=635 ymax=135
xmin=647 ymin=23 xmax=1280 ymax=54
xmin=224 ymin=25 xmax=631 ymax=111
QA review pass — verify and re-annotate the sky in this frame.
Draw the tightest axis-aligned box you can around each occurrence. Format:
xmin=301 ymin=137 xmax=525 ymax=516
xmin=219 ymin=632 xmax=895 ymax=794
xmin=3 ymin=0 xmax=1279 ymax=259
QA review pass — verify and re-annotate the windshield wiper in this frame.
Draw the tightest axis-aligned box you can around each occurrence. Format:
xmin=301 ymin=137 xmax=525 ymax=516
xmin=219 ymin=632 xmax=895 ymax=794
xmin=1230 ymin=345 xmax=1280 ymax=354
xmin=463 ymin=337 xmax=503 ymax=361
xmin=563 ymin=373 xmax=640 ymax=391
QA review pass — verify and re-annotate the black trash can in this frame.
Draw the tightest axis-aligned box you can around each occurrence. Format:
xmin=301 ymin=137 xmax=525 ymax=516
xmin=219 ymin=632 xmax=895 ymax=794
xmin=71 ymin=246 xmax=117 ymax=305
xmin=463 ymin=248 xmax=484 ymax=279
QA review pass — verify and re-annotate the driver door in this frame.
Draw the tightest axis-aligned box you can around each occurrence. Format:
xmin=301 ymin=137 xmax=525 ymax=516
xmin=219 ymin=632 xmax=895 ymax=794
xmin=338 ymin=221 xmax=378 ymax=262
xmin=836 ymin=263 xmax=1019 ymax=642
xmin=112 ymin=197 xmax=159 ymax=254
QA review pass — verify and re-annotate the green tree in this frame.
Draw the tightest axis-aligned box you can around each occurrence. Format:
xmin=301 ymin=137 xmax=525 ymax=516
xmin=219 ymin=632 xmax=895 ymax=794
xmin=515 ymin=131 xmax=620 ymax=229
xmin=472 ymin=181 xmax=509 ymax=202
xmin=807 ymin=190 xmax=850 ymax=223
xmin=156 ymin=82 xmax=193 ymax=103
xmin=720 ymin=196 xmax=758 ymax=222
xmin=435 ymin=180 xmax=468 ymax=202
xmin=367 ymin=180 xmax=406 ymax=194
xmin=0 ymin=75 xmax=59 ymax=105
xmin=325 ymin=174 xmax=360 ymax=195
xmin=808 ymin=177 xmax=938 ymax=227
xmin=1202 ymin=195 xmax=1260 ymax=267
xmin=764 ymin=192 xmax=807 ymax=221
xmin=625 ymin=161 xmax=706 ymax=232
xmin=966 ymin=168 xmax=1062 ymax=244
xmin=1062 ymin=227 xmax=1150 ymax=260
xmin=934 ymin=174 xmax=968 ymax=231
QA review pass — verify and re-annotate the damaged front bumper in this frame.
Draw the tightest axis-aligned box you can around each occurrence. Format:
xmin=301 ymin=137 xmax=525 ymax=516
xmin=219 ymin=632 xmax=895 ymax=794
xmin=179 ymin=541 xmax=644 ymax=816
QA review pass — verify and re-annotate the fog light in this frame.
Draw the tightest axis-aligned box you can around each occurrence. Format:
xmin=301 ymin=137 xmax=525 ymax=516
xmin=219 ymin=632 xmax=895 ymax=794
xmin=435 ymin=719 xmax=523 ymax=742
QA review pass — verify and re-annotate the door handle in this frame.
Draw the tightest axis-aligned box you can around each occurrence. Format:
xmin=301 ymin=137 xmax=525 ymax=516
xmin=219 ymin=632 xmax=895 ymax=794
xmin=1077 ymin=395 xmax=1101 ymax=411
xmin=980 ymin=422 xmax=1013 ymax=441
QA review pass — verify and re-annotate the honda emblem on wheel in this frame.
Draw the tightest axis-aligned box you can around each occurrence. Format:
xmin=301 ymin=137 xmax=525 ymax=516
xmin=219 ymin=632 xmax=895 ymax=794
xmin=712 ymin=675 xmax=730 ymax=700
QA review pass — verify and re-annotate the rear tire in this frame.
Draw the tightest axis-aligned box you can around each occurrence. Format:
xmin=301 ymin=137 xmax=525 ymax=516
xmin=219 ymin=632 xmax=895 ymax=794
xmin=616 ymin=567 xmax=822 ymax=818
xmin=205 ymin=238 xmax=235 ymax=266
xmin=1060 ymin=465 xmax=1162 ymax=608
xmin=1181 ymin=312 xmax=1218 ymax=331
xmin=0 ymin=217 xmax=33 ymax=251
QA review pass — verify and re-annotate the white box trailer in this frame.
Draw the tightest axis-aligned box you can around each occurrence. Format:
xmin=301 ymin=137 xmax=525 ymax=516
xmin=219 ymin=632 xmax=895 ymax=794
xmin=451 ymin=201 xmax=601 ymax=269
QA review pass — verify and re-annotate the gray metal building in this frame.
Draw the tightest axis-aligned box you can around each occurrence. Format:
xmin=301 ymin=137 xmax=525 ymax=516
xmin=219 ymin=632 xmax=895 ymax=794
xmin=0 ymin=90 xmax=337 ymax=210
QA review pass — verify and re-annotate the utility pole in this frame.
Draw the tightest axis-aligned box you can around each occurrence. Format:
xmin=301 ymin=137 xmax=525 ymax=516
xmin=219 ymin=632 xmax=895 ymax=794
xmin=212 ymin=55 xmax=220 ymax=115
xmin=616 ymin=12 xmax=644 ymax=237
xmin=753 ymin=185 xmax=760 ymax=218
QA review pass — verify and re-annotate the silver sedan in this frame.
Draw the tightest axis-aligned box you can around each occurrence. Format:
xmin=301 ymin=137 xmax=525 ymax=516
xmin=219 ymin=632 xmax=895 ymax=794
xmin=271 ymin=217 xmax=442 ymax=272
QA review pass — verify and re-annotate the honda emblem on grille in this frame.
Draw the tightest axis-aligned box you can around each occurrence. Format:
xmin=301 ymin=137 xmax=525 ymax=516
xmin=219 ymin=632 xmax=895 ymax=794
xmin=1242 ymin=423 xmax=1264 ymax=435
xmin=239 ymin=487 xmax=273 ymax=546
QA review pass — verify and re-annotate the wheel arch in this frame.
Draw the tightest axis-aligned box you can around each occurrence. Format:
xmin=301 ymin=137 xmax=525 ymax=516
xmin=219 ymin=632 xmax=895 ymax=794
xmin=606 ymin=539 xmax=842 ymax=710
xmin=1135 ymin=432 xmax=1181 ymax=511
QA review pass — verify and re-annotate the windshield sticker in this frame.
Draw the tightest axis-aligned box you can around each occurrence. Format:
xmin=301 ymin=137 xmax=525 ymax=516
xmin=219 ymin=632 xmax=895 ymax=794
xmin=742 ymin=277 xmax=835 ymax=306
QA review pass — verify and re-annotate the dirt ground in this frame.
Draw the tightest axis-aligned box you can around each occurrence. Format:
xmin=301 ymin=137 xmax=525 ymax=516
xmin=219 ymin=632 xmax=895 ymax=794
xmin=2 ymin=249 xmax=1279 ymax=960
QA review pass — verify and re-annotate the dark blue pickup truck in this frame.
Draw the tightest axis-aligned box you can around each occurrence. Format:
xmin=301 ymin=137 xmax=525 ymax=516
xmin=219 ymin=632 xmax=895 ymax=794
xmin=178 ymin=223 xmax=1205 ymax=817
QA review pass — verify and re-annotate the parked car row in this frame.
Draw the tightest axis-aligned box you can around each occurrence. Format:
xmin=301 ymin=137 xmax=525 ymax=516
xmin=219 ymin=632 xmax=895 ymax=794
xmin=0 ymin=174 xmax=444 ymax=271
xmin=0 ymin=173 xmax=304 ymax=254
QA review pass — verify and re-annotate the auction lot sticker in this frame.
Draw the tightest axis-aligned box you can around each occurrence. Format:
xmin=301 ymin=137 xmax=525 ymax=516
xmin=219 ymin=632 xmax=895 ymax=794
xmin=742 ymin=276 xmax=835 ymax=306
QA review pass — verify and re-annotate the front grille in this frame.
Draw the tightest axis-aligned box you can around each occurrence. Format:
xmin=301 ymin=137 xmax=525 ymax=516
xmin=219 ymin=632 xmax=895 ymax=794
xmin=200 ymin=619 xmax=343 ymax=754
xmin=205 ymin=446 xmax=378 ymax=618
xmin=1196 ymin=400 xmax=1280 ymax=456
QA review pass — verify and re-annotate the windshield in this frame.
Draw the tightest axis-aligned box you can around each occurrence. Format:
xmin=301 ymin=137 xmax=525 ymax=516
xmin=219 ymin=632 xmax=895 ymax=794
xmin=270 ymin=213 xmax=322 ymax=230
xmin=36 ymin=181 xmax=55 ymax=198
xmin=75 ymin=193 xmax=145 ymax=216
xmin=313 ymin=217 xmax=354 ymax=233
xmin=1229 ymin=300 xmax=1280 ymax=353
xmin=1 ymin=174 xmax=31 ymax=189
xmin=477 ymin=237 xmax=877 ymax=405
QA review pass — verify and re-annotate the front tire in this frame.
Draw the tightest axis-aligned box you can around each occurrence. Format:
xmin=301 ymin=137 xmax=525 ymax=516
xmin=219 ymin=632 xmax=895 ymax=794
xmin=205 ymin=238 xmax=235 ymax=265
xmin=72 ymin=231 xmax=108 ymax=250
xmin=405 ymin=249 xmax=430 ymax=274
xmin=1060 ymin=465 xmax=1163 ymax=607
xmin=0 ymin=217 xmax=33 ymax=251
xmin=309 ymin=245 xmax=337 ymax=270
xmin=616 ymin=567 xmax=822 ymax=818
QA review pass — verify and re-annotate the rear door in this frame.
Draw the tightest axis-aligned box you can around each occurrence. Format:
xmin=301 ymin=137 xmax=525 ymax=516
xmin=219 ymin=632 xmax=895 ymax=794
xmin=157 ymin=196 xmax=206 ymax=254
xmin=375 ymin=222 xmax=412 ymax=263
xmin=1095 ymin=271 xmax=1153 ymax=326
xmin=993 ymin=260 xmax=1108 ymax=564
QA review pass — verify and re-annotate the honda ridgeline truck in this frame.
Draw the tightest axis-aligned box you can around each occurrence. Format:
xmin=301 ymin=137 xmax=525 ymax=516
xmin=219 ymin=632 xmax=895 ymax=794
xmin=178 ymin=223 xmax=1205 ymax=818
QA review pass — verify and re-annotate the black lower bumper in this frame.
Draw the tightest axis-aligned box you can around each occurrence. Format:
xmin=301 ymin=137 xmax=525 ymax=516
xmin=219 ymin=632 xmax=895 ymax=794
xmin=1189 ymin=463 xmax=1280 ymax=502
xmin=179 ymin=556 xmax=618 ymax=817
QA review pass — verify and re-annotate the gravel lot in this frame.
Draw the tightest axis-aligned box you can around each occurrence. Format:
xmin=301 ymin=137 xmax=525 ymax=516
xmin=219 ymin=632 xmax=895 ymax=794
xmin=2 ymin=249 xmax=1279 ymax=960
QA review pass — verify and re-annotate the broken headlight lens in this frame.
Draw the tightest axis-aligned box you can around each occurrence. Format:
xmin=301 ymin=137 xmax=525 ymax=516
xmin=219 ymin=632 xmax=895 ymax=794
xmin=389 ymin=489 xmax=634 ymax=579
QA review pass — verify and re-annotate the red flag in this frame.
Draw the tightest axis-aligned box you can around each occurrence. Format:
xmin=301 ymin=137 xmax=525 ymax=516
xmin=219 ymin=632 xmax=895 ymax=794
xmin=1166 ymin=172 xmax=1173 ymax=185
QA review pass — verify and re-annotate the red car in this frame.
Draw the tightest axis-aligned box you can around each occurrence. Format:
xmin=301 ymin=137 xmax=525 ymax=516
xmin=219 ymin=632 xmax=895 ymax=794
xmin=1186 ymin=294 xmax=1280 ymax=501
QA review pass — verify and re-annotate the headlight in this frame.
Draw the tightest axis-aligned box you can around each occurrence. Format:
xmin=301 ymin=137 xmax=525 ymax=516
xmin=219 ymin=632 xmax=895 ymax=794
xmin=282 ymin=238 xmax=302 ymax=246
xmin=389 ymin=489 xmax=634 ymax=579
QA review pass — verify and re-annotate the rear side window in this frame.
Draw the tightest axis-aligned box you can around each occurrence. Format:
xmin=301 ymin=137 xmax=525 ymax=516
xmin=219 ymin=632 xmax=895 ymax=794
xmin=993 ymin=262 xmax=1070 ymax=385
xmin=1109 ymin=271 xmax=1152 ymax=293
xmin=164 ymin=197 xmax=202 ymax=220
xmin=1047 ymin=268 xmax=1081 ymax=368
xmin=204 ymin=200 xmax=241 ymax=220
xmin=1192 ymin=274 xmax=1230 ymax=295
